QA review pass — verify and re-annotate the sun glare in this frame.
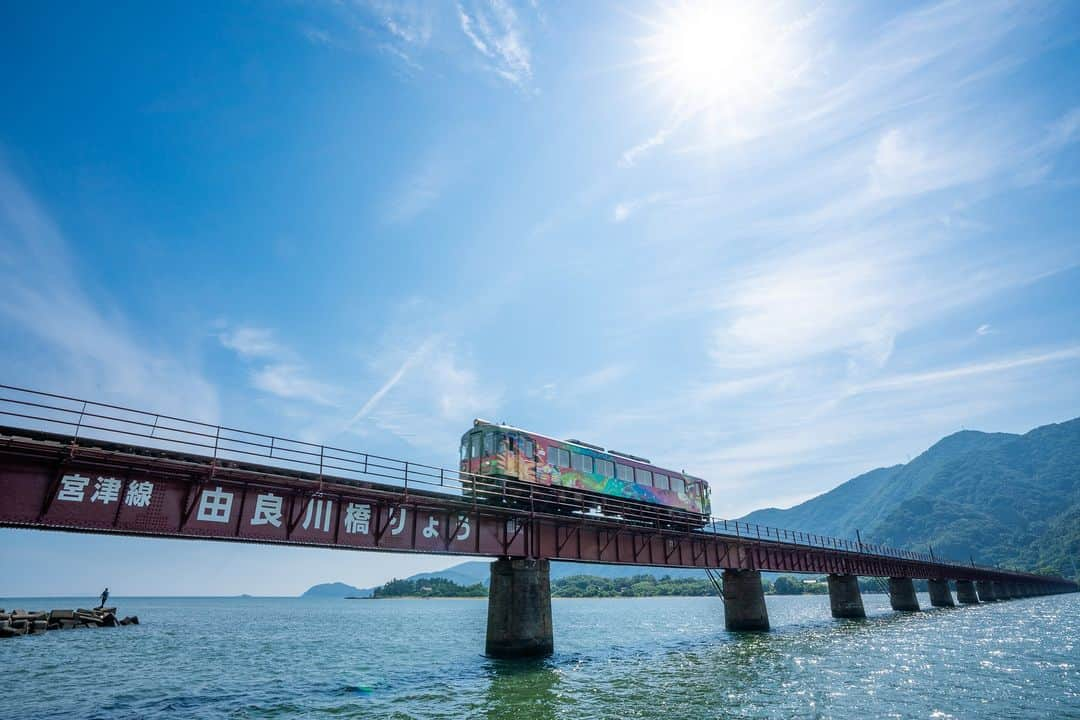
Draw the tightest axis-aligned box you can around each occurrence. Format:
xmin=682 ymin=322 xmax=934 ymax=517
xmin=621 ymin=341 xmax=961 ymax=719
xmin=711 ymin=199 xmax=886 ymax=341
xmin=640 ymin=2 xmax=796 ymax=124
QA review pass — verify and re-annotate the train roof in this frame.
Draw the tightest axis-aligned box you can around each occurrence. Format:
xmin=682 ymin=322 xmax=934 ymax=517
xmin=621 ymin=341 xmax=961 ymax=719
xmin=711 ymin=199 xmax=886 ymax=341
xmin=469 ymin=418 xmax=707 ymax=484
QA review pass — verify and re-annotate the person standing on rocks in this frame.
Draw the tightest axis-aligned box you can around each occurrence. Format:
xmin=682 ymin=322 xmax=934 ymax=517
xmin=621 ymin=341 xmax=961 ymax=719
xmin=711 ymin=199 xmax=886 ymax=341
xmin=99 ymin=587 xmax=109 ymax=608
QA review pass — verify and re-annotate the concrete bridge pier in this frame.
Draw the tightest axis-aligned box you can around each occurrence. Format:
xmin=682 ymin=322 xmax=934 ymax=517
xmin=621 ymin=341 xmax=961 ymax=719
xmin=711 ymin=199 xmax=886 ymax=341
xmin=992 ymin=581 xmax=1009 ymax=599
xmin=955 ymin=579 xmax=979 ymax=604
xmin=828 ymin=574 xmax=866 ymax=619
xmin=928 ymin=579 xmax=955 ymax=607
xmin=485 ymin=558 xmax=553 ymax=658
xmin=888 ymin=577 xmax=920 ymax=611
xmin=976 ymin=580 xmax=996 ymax=601
xmin=722 ymin=570 xmax=770 ymax=631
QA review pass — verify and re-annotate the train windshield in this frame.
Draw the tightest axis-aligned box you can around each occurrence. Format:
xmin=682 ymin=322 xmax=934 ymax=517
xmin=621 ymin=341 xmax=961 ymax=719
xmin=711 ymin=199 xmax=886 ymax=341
xmin=464 ymin=428 xmax=519 ymax=459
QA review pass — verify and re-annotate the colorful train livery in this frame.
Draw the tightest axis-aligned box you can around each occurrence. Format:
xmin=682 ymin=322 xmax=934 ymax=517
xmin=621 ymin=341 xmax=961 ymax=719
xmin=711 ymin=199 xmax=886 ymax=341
xmin=459 ymin=419 xmax=711 ymax=528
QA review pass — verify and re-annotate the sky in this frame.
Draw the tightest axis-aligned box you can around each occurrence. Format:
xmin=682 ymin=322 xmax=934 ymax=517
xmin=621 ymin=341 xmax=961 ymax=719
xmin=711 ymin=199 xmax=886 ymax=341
xmin=2 ymin=0 xmax=1079 ymax=596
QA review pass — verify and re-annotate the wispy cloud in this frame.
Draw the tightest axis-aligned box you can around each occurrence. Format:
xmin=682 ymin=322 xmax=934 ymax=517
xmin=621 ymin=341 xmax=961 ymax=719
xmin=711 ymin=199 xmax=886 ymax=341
xmin=529 ymin=364 xmax=629 ymax=405
xmin=619 ymin=127 xmax=672 ymax=168
xmin=575 ymin=364 xmax=628 ymax=393
xmin=0 ymin=162 xmax=219 ymax=420
xmin=218 ymin=326 xmax=281 ymax=359
xmin=611 ymin=192 xmax=670 ymax=223
xmin=712 ymin=245 xmax=903 ymax=372
xmin=356 ymin=344 xmax=498 ymax=450
xmin=251 ymin=365 xmax=338 ymax=406
xmin=345 ymin=335 xmax=439 ymax=429
xmin=457 ymin=0 xmax=533 ymax=86
xmin=340 ymin=301 xmax=499 ymax=452
xmin=384 ymin=156 xmax=447 ymax=224
xmin=304 ymin=0 xmax=537 ymax=87
xmin=218 ymin=325 xmax=338 ymax=407
xmin=360 ymin=0 xmax=434 ymax=71
xmin=846 ymin=346 xmax=1080 ymax=398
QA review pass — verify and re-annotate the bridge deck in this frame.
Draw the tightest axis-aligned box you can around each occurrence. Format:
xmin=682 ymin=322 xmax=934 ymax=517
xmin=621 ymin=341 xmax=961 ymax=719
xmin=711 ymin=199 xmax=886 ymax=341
xmin=0 ymin=424 xmax=1070 ymax=590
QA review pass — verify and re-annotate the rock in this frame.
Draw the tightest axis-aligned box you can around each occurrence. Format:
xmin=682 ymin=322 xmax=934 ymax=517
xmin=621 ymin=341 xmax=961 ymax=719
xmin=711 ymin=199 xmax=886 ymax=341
xmin=0 ymin=606 xmax=136 ymax=638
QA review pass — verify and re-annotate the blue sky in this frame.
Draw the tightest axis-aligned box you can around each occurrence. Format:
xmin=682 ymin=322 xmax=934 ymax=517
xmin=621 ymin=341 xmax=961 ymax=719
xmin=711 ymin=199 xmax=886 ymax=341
xmin=2 ymin=0 xmax=1079 ymax=596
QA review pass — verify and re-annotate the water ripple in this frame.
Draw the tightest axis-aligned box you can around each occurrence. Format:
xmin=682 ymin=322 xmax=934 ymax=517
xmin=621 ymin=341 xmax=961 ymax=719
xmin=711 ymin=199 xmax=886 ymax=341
xmin=1 ymin=594 xmax=1077 ymax=718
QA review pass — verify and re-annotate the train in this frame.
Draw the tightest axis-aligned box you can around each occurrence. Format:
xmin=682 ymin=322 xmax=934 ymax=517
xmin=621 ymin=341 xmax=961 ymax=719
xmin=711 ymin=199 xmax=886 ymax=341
xmin=459 ymin=419 xmax=712 ymax=528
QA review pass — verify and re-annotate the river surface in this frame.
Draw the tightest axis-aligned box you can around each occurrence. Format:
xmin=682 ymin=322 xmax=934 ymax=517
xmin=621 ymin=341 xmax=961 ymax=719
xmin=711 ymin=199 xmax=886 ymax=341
xmin=1 ymin=593 xmax=1077 ymax=719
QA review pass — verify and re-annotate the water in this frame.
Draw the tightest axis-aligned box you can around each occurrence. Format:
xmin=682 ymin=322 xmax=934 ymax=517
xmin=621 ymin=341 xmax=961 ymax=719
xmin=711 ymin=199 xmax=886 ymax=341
xmin=1 ymin=593 xmax=1077 ymax=719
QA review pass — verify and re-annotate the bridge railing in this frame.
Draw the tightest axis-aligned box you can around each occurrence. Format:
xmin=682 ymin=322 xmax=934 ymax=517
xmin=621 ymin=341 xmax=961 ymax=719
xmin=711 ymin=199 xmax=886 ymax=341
xmin=0 ymin=383 xmax=991 ymax=574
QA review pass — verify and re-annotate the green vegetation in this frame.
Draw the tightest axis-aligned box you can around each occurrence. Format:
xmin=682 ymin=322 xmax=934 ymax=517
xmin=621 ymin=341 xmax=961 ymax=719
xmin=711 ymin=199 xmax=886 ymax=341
xmin=741 ymin=418 xmax=1080 ymax=580
xmin=372 ymin=577 xmax=487 ymax=598
xmin=369 ymin=573 xmax=922 ymax=598
xmin=770 ymin=576 xmax=828 ymax=595
xmin=552 ymin=574 xmax=717 ymax=597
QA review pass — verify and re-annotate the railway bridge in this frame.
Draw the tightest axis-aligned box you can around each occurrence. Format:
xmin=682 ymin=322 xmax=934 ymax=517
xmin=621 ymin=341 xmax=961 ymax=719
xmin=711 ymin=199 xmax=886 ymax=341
xmin=1 ymin=385 xmax=1075 ymax=657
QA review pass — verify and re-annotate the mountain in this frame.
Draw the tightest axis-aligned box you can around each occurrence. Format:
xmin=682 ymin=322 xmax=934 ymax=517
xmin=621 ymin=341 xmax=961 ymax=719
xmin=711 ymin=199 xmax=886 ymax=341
xmin=741 ymin=417 xmax=1080 ymax=578
xmin=301 ymin=582 xmax=371 ymax=598
xmin=299 ymin=561 xmax=711 ymax=598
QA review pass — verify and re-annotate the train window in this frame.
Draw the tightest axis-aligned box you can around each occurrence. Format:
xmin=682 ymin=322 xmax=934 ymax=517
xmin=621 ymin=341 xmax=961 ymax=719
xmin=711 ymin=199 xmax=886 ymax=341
xmin=635 ymin=468 xmax=653 ymax=486
xmin=654 ymin=474 xmax=668 ymax=490
xmin=550 ymin=447 xmax=570 ymax=467
xmin=460 ymin=439 xmax=469 ymax=461
xmin=497 ymin=434 xmax=508 ymax=453
xmin=522 ymin=437 xmax=534 ymax=459
xmin=595 ymin=458 xmax=614 ymax=477
xmin=571 ymin=452 xmax=594 ymax=473
xmin=483 ymin=432 xmax=495 ymax=455
xmin=470 ymin=434 xmax=482 ymax=459
xmin=670 ymin=476 xmax=684 ymax=494
xmin=616 ymin=463 xmax=633 ymax=482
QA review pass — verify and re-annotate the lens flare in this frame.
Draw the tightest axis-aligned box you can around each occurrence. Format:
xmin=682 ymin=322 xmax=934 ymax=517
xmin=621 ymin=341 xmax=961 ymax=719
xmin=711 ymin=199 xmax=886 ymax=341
xmin=637 ymin=1 xmax=802 ymax=138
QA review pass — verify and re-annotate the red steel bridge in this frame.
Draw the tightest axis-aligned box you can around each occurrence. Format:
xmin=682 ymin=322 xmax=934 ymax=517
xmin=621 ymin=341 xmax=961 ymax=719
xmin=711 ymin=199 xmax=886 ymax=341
xmin=1 ymin=385 xmax=1074 ymax=657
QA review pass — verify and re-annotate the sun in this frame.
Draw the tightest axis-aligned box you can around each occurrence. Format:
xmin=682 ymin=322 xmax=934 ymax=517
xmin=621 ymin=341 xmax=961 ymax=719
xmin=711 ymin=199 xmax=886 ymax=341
xmin=638 ymin=1 xmax=796 ymax=123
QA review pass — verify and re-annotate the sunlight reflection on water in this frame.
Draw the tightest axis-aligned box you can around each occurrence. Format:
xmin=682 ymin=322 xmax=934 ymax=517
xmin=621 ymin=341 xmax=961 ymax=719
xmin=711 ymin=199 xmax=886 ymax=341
xmin=0 ymin=594 xmax=1077 ymax=719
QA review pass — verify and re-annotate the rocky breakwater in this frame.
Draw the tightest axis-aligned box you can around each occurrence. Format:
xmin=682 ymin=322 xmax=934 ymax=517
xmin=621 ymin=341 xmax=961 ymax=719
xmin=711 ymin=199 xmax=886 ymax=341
xmin=0 ymin=607 xmax=139 ymax=637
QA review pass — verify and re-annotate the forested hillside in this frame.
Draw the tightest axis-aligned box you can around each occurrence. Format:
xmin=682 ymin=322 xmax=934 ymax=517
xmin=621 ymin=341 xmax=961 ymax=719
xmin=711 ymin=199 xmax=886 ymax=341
xmin=741 ymin=418 xmax=1080 ymax=579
